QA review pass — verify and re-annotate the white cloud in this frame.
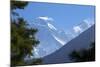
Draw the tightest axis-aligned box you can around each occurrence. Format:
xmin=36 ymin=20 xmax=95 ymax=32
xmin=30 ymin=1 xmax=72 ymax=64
xmin=73 ymin=26 xmax=82 ymax=33
xmin=38 ymin=16 xmax=54 ymax=21
xmin=83 ymin=18 xmax=95 ymax=27
xmin=34 ymin=16 xmax=54 ymax=27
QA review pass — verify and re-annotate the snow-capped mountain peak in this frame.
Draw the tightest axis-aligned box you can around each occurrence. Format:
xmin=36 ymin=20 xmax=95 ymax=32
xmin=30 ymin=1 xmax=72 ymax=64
xmin=30 ymin=17 xmax=94 ymax=58
xmin=34 ymin=16 xmax=69 ymax=45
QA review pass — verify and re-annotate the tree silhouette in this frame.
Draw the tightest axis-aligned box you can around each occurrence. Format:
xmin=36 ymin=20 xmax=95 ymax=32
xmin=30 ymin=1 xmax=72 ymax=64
xmin=11 ymin=18 xmax=40 ymax=66
xmin=69 ymin=42 xmax=95 ymax=62
xmin=11 ymin=0 xmax=28 ymax=10
xmin=11 ymin=1 xmax=42 ymax=66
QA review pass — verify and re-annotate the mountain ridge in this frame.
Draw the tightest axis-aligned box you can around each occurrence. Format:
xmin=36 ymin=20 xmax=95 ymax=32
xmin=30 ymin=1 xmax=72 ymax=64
xmin=42 ymin=24 xmax=95 ymax=64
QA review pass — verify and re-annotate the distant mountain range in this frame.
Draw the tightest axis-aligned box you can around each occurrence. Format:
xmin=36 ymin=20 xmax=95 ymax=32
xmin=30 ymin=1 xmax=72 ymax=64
xmin=25 ymin=16 xmax=95 ymax=61
xmin=42 ymin=25 xmax=95 ymax=64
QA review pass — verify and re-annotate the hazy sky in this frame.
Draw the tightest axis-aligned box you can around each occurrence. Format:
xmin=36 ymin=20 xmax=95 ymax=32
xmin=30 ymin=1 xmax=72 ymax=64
xmin=15 ymin=2 xmax=95 ymax=32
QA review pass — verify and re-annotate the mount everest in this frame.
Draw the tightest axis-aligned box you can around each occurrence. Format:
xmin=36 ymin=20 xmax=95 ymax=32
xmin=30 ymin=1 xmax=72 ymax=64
xmin=25 ymin=16 xmax=94 ymax=61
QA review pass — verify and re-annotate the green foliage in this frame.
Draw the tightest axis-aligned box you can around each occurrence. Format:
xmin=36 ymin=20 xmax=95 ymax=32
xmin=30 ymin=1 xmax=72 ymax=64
xmin=11 ymin=0 xmax=28 ymax=10
xmin=11 ymin=18 xmax=39 ymax=66
xmin=11 ymin=1 xmax=42 ymax=66
xmin=69 ymin=42 xmax=95 ymax=62
xmin=27 ymin=58 xmax=43 ymax=65
xmin=11 ymin=0 xmax=28 ymax=16
xmin=32 ymin=58 xmax=42 ymax=65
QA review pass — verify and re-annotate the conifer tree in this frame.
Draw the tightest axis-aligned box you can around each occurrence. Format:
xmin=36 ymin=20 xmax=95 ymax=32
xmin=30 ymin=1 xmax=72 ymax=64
xmin=11 ymin=0 xmax=41 ymax=66
xmin=69 ymin=42 xmax=95 ymax=62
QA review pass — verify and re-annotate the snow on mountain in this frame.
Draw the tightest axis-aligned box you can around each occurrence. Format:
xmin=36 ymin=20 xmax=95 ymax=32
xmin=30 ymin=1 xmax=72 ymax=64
xmin=47 ymin=23 xmax=57 ymax=31
xmin=72 ymin=18 xmax=94 ymax=35
xmin=26 ymin=16 xmax=94 ymax=59
xmin=34 ymin=16 xmax=73 ymax=46
xmin=32 ymin=16 xmax=68 ymax=58
xmin=42 ymin=24 xmax=95 ymax=64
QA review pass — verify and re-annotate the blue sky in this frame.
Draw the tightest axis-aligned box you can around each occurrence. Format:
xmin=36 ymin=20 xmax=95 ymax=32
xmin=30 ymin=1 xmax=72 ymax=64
xmin=15 ymin=2 xmax=95 ymax=32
